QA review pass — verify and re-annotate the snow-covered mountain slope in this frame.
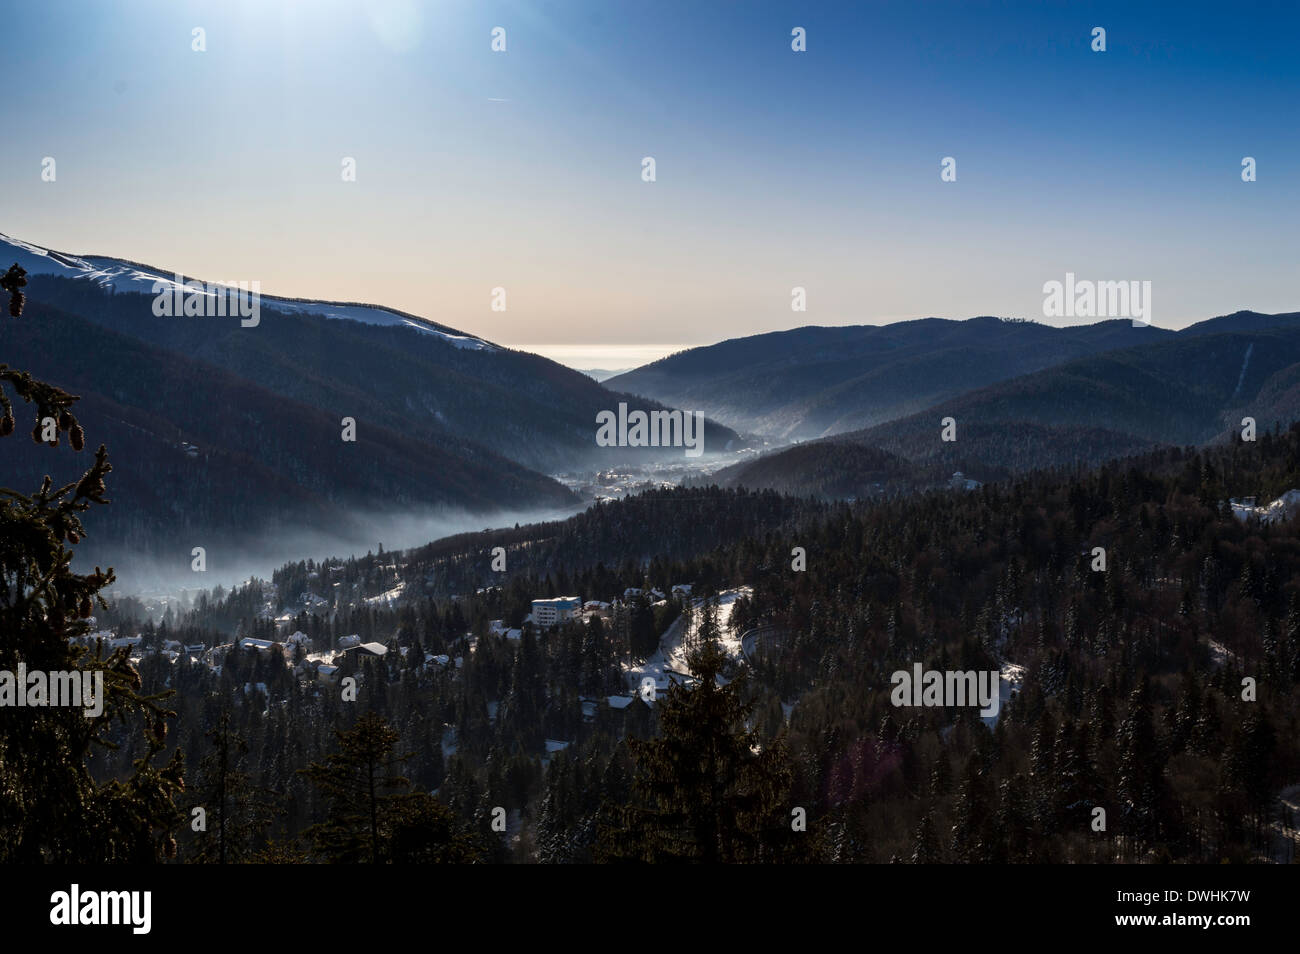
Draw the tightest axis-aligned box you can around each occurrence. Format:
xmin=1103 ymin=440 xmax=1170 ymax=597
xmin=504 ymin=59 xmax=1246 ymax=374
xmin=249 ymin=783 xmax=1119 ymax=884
xmin=0 ymin=231 xmax=496 ymax=350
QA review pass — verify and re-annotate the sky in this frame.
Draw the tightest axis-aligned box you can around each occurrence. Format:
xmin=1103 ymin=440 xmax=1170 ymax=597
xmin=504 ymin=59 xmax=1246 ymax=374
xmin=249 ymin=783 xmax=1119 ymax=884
xmin=1 ymin=0 xmax=1297 ymax=361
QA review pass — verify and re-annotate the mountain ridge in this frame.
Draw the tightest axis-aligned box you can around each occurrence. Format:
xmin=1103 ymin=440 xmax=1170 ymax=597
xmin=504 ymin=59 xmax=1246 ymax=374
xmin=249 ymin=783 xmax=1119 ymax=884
xmin=712 ymin=324 xmax=1300 ymax=495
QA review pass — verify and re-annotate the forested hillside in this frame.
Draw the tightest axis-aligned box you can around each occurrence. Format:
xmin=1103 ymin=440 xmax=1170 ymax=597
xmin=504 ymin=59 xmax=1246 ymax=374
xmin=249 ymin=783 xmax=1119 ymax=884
xmin=84 ymin=426 xmax=1300 ymax=863
xmin=4 ymin=273 xmax=745 ymax=567
xmin=608 ymin=317 xmax=1171 ymax=439
xmin=4 ymin=297 xmax=579 ymax=565
xmin=25 ymin=275 xmax=742 ymax=475
xmin=718 ymin=325 xmax=1300 ymax=494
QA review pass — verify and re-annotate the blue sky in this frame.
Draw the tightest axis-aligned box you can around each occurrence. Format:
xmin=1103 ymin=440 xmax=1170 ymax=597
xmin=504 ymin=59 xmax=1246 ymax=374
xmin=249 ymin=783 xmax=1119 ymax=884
xmin=1 ymin=0 xmax=1296 ymax=354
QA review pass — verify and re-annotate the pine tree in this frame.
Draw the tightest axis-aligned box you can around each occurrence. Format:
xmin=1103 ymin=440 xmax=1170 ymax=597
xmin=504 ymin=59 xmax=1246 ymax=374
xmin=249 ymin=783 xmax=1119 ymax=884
xmin=0 ymin=266 xmax=184 ymax=862
xmin=628 ymin=594 xmax=658 ymax=658
xmin=910 ymin=806 xmax=941 ymax=863
xmin=300 ymin=711 xmax=412 ymax=862
xmin=1028 ymin=709 xmax=1056 ymax=825
xmin=1221 ymin=707 xmax=1277 ymax=847
xmin=599 ymin=634 xmax=801 ymax=862
xmin=995 ymin=773 xmax=1034 ymax=862
xmin=1054 ymin=718 xmax=1099 ymax=831
xmin=950 ymin=754 xmax=991 ymax=863
xmin=579 ymin=613 xmax=606 ymax=695
xmin=536 ymin=755 xmax=573 ymax=864
xmin=189 ymin=709 xmax=266 ymax=863
xmin=386 ymin=791 xmax=481 ymax=863
xmin=1116 ymin=676 xmax=1165 ymax=857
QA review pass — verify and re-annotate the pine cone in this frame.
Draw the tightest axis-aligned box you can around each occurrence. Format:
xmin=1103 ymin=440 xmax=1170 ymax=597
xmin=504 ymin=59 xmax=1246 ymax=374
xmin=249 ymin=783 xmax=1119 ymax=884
xmin=78 ymin=595 xmax=92 ymax=618
xmin=0 ymin=414 xmax=13 ymax=436
xmin=69 ymin=424 xmax=84 ymax=451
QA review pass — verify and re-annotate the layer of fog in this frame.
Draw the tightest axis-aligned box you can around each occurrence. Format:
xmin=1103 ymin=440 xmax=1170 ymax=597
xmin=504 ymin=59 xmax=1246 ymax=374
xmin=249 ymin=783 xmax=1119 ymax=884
xmin=79 ymin=502 xmax=586 ymax=609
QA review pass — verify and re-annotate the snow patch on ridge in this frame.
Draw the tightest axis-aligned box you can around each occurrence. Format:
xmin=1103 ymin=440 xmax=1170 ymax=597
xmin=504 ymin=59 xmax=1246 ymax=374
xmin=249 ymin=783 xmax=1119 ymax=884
xmin=0 ymin=232 xmax=497 ymax=351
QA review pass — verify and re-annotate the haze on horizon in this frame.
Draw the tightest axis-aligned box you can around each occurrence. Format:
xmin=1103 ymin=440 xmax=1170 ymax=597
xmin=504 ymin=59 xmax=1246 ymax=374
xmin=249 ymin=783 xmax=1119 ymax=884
xmin=1 ymin=0 xmax=1297 ymax=353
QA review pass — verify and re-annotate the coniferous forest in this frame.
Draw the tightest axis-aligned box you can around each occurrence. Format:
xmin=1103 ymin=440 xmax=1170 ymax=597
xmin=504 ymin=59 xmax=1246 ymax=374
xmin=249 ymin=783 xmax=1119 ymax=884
xmin=144 ymin=433 xmax=1300 ymax=863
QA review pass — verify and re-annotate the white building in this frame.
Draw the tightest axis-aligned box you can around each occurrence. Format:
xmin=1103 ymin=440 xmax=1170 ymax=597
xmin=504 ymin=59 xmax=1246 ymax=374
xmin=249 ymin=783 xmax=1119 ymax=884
xmin=531 ymin=596 xmax=581 ymax=628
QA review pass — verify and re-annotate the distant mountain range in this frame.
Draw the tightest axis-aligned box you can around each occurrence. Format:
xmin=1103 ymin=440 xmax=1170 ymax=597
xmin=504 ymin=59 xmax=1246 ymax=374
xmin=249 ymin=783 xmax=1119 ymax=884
xmin=1 ymin=233 xmax=741 ymax=568
xmin=607 ymin=317 xmax=1174 ymax=441
xmin=9 ymin=229 xmax=1299 ymax=566
xmin=708 ymin=315 xmax=1300 ymax=495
